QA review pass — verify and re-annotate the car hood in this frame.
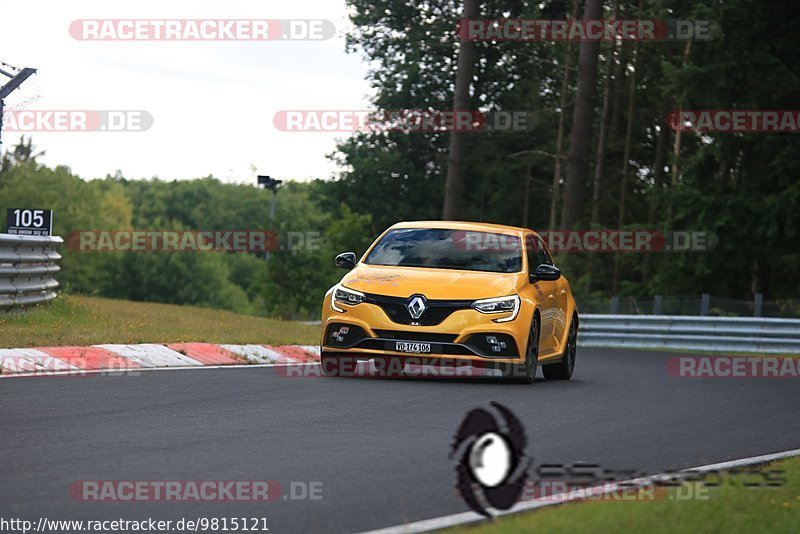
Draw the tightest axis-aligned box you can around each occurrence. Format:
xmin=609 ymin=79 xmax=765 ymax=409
xmin=339 ymin=264 xmax=523 ymax=300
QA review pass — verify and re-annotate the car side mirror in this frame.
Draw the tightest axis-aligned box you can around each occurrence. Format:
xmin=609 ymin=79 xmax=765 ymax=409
xmin=530 ymin=264 xmax=561 ymax=283
xmin=335 ymin=252 xmax=357 ymax=270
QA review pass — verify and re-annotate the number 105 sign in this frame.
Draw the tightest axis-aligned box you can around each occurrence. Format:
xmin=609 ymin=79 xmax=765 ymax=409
xmin=6 ymin=208 xmax=53 ymax=237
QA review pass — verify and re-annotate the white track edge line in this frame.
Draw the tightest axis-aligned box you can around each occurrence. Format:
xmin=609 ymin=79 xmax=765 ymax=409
xmin=0 ymin=361 xmax=318 ymax=379
xmin=356 ymin=447 xmax=800 ymax=534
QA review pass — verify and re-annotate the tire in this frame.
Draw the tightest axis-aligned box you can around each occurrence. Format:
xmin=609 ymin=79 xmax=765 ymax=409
xmin=320 ymin=354 xmax=357 ymax=377
xmin=504 ymin=317 xmax=539 ymax=384
xmin=543 ymin=316 xmax=577 ymax=381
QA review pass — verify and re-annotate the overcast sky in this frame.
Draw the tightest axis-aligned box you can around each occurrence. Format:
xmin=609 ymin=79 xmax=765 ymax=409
xmin=0 ymin=0 xmax=373 ymax=183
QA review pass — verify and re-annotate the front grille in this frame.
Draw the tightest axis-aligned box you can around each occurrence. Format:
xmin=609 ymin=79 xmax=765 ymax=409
xmin=364 ymin=293 xmax=473 ymax=326
xmin=373 ymin=330 xmax=458 ymax=343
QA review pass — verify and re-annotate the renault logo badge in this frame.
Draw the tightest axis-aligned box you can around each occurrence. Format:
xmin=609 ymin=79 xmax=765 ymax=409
xmin=407 ymin=296 xmax=427 ymax=319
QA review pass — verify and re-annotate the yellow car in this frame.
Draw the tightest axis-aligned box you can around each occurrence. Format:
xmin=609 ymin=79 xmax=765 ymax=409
xmin=319 ymin=221 xmax=578 ymax=383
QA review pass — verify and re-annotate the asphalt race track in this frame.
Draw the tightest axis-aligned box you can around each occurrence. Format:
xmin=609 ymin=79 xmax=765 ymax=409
xmin=1 ymin=348 xmax=798 ymax=533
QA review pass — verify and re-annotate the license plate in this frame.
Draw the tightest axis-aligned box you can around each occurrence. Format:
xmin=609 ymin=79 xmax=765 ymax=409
xmin=393 ymin=341 xmax=432 ymax=354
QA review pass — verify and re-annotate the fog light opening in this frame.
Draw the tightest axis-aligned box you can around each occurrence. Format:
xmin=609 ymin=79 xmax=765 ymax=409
xmin=486 ymin=335 xmax=508 ymax=353
xmin=331 ymin=326 xmax=350 ymax=343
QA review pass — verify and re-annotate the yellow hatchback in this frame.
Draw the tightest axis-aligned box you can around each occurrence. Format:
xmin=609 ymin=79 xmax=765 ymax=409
xmin=319 ymin=221 xmax=579 ymax=383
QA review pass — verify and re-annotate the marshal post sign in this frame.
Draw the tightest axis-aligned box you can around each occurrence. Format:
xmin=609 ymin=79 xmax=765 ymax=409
xmin=5 ymin=208 xmax=53 ymax=236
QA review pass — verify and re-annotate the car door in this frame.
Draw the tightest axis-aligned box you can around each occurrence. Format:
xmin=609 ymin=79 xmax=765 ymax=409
xmin=538 ymin=239 xmax=568 ymax=352
xmin=527 ymin=236 xmax=557 ymax=357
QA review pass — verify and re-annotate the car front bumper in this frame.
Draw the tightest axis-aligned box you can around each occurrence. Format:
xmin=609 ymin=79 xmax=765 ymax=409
xmin=320 ymin=292 xmax=530 ymax=366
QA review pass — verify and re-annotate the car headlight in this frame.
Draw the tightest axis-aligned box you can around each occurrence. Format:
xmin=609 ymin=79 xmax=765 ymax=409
xmin=471 ymin=295 xmax=520 ymax=323
xmin=330 ymin=284 xmax=365 ymax=313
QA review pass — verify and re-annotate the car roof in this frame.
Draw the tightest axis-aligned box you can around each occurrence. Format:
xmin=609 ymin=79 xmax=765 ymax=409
xmin=389 ymin=220 xmax=533 ymax=236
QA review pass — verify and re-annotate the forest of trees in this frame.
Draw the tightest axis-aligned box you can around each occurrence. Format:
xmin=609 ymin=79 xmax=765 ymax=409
xmin=1 ymin=0 xmax=798 ymax=319
xmin=0 ymin=139 xmax=372 ymax=319
xmin=330 ymin=0 xmax=799 ymax=303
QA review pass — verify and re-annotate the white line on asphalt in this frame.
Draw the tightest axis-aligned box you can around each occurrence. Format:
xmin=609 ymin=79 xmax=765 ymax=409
xmin=356 ymin=447 xmax=800 ymax=534
xmin=0 ymin=362 xmax=318 ymax=379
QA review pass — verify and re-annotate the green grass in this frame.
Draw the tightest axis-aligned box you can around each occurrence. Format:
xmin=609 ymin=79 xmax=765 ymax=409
xmin=449 ymin=456 xmax=800 ymax=534
xmin=0 ymin=295 xmax=319 ymax=348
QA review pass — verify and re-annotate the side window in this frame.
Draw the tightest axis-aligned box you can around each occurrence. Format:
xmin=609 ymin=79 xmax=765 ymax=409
xmin=537 ymin=237 xmax=554 ymax=266
xmin=526 ymin=235 xmax=544 ymax=271
xmin=527 ymin=236 xmax=553 ymax=271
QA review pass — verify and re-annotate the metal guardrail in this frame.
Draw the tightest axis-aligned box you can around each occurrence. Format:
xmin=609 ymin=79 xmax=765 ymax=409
xmin=578 ymin=294 xmax=797 ymax=317
xmin=578 ymin=314 xmax=800 ymax=354
xmin=0 ymin=233 xmax=62 ymax=309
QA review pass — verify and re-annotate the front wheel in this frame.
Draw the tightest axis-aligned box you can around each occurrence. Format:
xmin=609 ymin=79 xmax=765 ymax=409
xmin=543 ymin=316 xmax=577 ymax=381
xmin=503 ymin=318 xmax=538 ymax=384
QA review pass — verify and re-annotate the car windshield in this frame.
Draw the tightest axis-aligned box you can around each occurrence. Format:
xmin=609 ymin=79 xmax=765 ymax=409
xmin=364 ymin=228 xmax=522 ymax=273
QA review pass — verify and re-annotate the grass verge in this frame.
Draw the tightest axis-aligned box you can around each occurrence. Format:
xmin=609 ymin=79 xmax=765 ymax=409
xmin=0 ymin=295 xmax=319 ymax=347
xmin=448 ymin=456 xmax=800 ymax=533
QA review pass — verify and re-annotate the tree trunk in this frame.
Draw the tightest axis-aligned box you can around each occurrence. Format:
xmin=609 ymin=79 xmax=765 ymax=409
xmin=585 ymin=0 xmax=618 ymax=293
xmin=443 ymin=0 xmax=479 ymax=220
xmin=560 ymin=0 xmax=603 ymax=229
xmin=548 ymin=0 xmax=581 ymax=231
xmin=668 ymin=40 xmax=692 ymax=221
xmin=648 ymin=102 xmax=671 ymax=224
xmin=612 ymin=0 xmax=642 ymax=294
xmin=589 ymin=0 xmax=618 ymax=227
xmin=523 ymin=163 xmax=532 ymax=227
xmin=616 ymin=42 xmax=640 ymax=229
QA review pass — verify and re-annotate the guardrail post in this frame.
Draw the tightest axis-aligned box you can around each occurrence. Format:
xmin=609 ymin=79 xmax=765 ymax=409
xmin=610 ymin=296 xmax=619 ymax=314
xmin=754 ymin=293 xmax=763 ymax=317
xmin=653 ymin=295 xmax=662 ymax=315
xmin=700 ymin=293 xmax=710 ymax=316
